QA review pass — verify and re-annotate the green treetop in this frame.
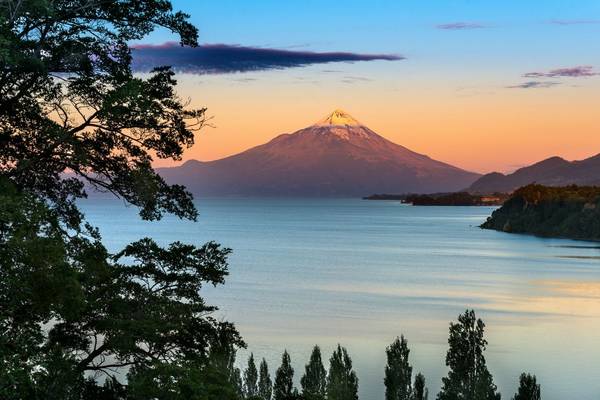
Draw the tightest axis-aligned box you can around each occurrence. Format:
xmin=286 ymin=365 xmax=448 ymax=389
xmin=437 ymin=310 xmax=500 ymax=400
xmin=258 ymin=358 xmax=273 ymax=400
xmin=384 ymin=335 xmax=413 ymax=400
xmin=326 ymin=345 xmax=359 ymax=400
xmin=273 ymin=350 xmax=295 ymax=400
xmin=301 ymin=345 xmax=327 ymax=400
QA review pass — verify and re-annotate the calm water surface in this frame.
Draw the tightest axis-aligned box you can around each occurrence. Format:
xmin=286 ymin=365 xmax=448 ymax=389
xmin=80 ymin=198 xmax=600 ymax=400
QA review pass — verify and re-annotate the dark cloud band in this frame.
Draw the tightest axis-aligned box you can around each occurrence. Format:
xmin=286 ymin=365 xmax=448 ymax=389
xmin=523 ymin=66 xmax=598 ymax=78
xmin=131 ymin=42 xmax=404 ymax=74
xmin=507 ymin=81 xmax=561 ymax=89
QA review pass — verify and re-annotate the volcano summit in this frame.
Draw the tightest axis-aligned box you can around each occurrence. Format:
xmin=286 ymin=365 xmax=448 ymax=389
xmin=158 ymin=110 xmax=480 ymax=196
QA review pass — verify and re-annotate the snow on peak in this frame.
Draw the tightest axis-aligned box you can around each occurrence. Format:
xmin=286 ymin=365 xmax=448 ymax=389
xmin=315 ymin=109 xmax=362 ymax=127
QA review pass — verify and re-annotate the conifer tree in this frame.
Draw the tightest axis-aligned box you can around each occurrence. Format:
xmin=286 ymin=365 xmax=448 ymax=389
xmin=244 ymin=353 xmax=259 ymax=398
xmin=259 ymin=358 xmax=273 ymax=400
xmin=326 ymin=345 xmax=359 ymax=400
xmin=512 ymin=373 xmax=540 ymax=400
xmin=437 ymin=310 xmax=500 ymax=400
xmin=414 ymin=373 xmax=428 ymax=400
xmin=274 ymin=350 xmax=295 ymax=400
xmin=384 ymin=336 xmax=413 ymax=400
xmin=301 ymin=345 xmax=327 ymax=400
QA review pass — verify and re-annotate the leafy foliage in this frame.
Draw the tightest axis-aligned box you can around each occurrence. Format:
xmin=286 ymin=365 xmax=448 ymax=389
xmin=384 ymin=336 xmax=413 ymax=400
xmin=301 ymin=345 xmax=327 ymax=400
xmin=512 ymin=373 xmax=540 ymax=400
xmin=244 ymin=353 xmax=259 ymax=398
xmin=437 ymin=310 xmax=500 ymax=400
xmin=258 ymin=358 xmax=273 ymax=400
xmin=0 ymin=176 xmax=244 ymax=398
xmin=1 ymin=0 xmax=204 ymax=222
xmin=326 ymin=345 xmax=358 ymax=400
xmin=0 ymin=1 xmax=244 ymax=398
xmin=413 ymin=373 xmax=428 ymax=400
xmin=274 ymin=350 xmax=295 ymax=400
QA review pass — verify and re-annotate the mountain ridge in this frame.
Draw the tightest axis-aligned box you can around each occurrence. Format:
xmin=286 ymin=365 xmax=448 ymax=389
xmin=468 ymin=153 xmax=600 ymax=193
xmin=158 ymin=110 xmax=481 ymax=197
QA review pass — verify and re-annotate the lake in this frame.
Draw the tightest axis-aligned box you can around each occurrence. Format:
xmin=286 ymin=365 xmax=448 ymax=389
xmin=80 ymin=198 xmax=600 ymax=400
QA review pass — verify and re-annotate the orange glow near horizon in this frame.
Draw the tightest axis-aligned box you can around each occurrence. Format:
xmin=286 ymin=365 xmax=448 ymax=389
xmin=154 ymin=70 xmax=600 ymax=175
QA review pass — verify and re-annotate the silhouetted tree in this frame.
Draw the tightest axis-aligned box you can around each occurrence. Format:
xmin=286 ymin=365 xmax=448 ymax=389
xmin=274 ymin=351 xmax=295 ymax=400
xmin=385 ymin=336 xmax=413 ymax=400
xmin=326 ymin=345 xmax=358 ymax=400
xmin=414 ymin=373 xmax=428 ymax=400
xmin=512 ymin=373 xmax=540 ymax=400
xmin=245 ymin=353 xmax=259 ymax=398
xmin=437 ymin=310 xmax=500 ymax=400
xmin=233 ymin=367 xmax=244 ymax=398
xmin=301 ymin=345 xmax=327 ymax=400
xmin=259 ymin=358 xmax=273 ymax=400
xmin=0 ymin=0 xmax=244 ymax=398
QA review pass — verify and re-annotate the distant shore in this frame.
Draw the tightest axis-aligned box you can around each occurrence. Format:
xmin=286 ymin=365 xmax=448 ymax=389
xmin=364 ymin=192 xmax=507 ymax=206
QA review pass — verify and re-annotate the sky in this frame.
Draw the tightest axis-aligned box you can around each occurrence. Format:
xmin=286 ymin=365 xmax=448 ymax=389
xmin=136 ymin=0 xmax=600 ymax=173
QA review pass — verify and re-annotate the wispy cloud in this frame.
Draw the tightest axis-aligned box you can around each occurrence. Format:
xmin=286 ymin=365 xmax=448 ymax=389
xmin=548 ymin=19 xmax=600 ymax=25
xmin=523 ymin=65 xmax=599 ymax=78
xmin=506 ymin=81 xmax=561 ymax=89
xmin=436 ymin=22 xmax=486 ymax=30
xmin=340 ymin=76 xmax=372 ymax=84
xmin=131 ymin=42 xmax=404 ymax=74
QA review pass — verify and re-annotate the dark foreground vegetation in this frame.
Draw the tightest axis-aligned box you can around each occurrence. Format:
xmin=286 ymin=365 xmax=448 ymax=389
xmin=1 ymin=1 xmax=539 ymax=399
xmin=365 ymin=193 xmax=507 ymax=206
xmin=482 ymin=184 xmax=600 ymax=240
xmin=226 ymin=310 xmax=541 ymax=400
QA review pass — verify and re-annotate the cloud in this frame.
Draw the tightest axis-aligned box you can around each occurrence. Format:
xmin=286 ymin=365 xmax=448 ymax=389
xmin=131 ymin=42 xmax=404 ymax=74
xmin=340 ymin=76 xmax=372 ymax=84
xmin=523 ymin=65 xmax=599 ymax=78
xmin=506 ymin=81 xmax=561 ymax=89
xmin=436 ymin=22 xmax=486 ymax=30
xmin=548 ymin=19 xmax=600 ymax=25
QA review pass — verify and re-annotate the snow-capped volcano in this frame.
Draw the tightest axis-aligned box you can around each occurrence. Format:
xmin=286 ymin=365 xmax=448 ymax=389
xmin=315 ymin=109 xmax=362 ymax=127
xmin=158 ymin=110 xmax=480 ymax=196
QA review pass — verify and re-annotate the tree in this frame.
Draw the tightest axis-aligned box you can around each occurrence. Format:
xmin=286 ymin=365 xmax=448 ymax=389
xmin=414 ymin=373 xmax=428 ymax=400
xmin=512 ymin=373 xmax=540 ymax=400
xmin=326 ymin=345 xmax=358 ymax=400
xmin=232 ymin=367 xmax=244 ymax=398
xmin=301 ymin=345 xmax=327 ymax=400
xmin=273 ymin=350 xmax=295 ymax=400
xmin=384 ymin=336 xmax=413 ymax=400
xmin=0 ymin=1 xmax=244 ymax=397
xmin=258 ymin=358 xmax=273 ymax=400
xmin=244 ymin=353 xmax=259 ymax=398
xmin=437 ymin=310 xmax=500 ymax=400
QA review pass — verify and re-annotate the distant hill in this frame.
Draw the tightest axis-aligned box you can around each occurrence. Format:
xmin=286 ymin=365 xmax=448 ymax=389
xmin=468 ymin=154 xmax=600 ymax=194
xmin=157 ymin=110 xmax=480 ymax=197
xmin=481 ymin=184 xmax=600 ymax=240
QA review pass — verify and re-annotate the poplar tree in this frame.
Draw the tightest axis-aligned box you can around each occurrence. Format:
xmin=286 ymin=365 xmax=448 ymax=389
xmin=512 ymin=373 xmax=540 ymax=400
xmin=326 ymin=345 xmax=359 ymax=400
xmin=273 ymin=350 xmax=295 ymax=400
xmin=258 ymin=358 xmax=273 ymax=400
xmin=384 ymin=336 xmax=413 ymax=400
xmin=244 ymin=353 xmax=259 ymax=398
xmin=301 ymin=345 xmax=327 ymax=400
xmin=414 ymin=373 xmax=428 ymax=400
xmin=437 ymin=310 xmax=500 ymax=400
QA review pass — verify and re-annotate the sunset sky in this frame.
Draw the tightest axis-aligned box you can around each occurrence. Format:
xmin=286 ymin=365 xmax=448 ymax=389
xmin=136 ymin=0 xmax=600 ymax=174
